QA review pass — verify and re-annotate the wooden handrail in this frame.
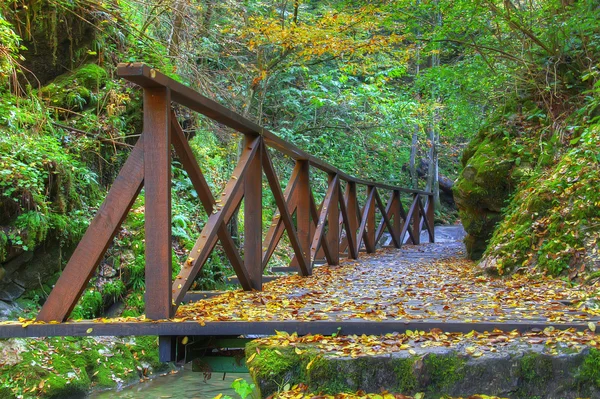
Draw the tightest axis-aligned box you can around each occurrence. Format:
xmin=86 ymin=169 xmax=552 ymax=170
xmin=117 ymin=63 xmax=432 ymax=195
xmin=36 ymin=63 xmax=435 ymax=330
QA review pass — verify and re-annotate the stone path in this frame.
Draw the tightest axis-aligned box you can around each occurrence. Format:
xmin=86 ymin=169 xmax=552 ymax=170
xmin=176 ymin=226 xmax=600 ymax=325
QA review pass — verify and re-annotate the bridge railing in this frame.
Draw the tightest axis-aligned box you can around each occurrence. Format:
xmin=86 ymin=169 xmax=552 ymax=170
xmin=35 ymin=63 xmax=435 ymax=323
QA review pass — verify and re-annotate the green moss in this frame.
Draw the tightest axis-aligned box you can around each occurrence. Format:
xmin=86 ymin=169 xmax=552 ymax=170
xmin=249 ymin=347 xmax=298 ymax=381
xmin=39 ymin=63 xmax=107 ymax=112
xmin=392 ymin=356 xmax=418 ymax=393
xmin=483 ymin=125 xmax=600 ymax=275
xmin=74 ymin=64 xmax=108 ymax=88
xmin=578 ymin=348 xmax=600 ymax=387
xmin=519 ymin=353 xmax=553 ymax=384
xmin=0 ymin=336 xmax=165 ymax=397
xmin=307 ymin=356 xmax=352 ymax=394
xmin=423 ymin=353 xmax=466 ymax=394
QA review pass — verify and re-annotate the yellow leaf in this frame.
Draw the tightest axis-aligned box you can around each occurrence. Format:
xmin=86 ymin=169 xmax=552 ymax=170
xmin=306 ymin=357 xmax=316 ymax=370
xmin=212 ymin=394 xmax=223 ymax=399
xmin=86 ymin=328 xmax=93 ymax=334
xmin=408 ymin=349 xmax=416 ymax=355
xmin=588 ymin=322 xmax=596 ymax=332
xmin=182 ymin=336 xmax=189 ymax=345
xmin=295 ymin=347 xmax=304 ymax=355
xmin=274 ymin=350 xmax=283 ymax=356
xmin=247 ymin=353 xmax=256 ymax=363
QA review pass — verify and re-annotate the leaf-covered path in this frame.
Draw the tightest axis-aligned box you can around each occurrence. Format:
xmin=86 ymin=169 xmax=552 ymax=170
xmin=176 ymin=229 xmax=600 ymax=326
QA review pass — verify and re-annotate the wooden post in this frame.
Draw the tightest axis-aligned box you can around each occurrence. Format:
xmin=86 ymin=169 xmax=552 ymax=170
xmin=245 ymin=136 xmax=263 ymax=290
xmin=144 ymin=87 xmax=173 ymax=320
xmin=411 ymin=194 xmax=421 ymax=245
xmin=393 ymin=190 xmax=402 ymax=247
xmin=327 ymin=174 xmax=340 ymax=265
xmin=296 ymin=161 xmax=311 ymax=272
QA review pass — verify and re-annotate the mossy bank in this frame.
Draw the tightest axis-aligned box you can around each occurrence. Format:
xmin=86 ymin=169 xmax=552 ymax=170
xmin=0 ymin=336 xmax=173 ymax=398
xmin=246 ymin=340 xmax=600 ymax=399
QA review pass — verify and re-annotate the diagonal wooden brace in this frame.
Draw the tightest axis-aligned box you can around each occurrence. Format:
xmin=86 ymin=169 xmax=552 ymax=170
xmin=37 ymin=136 xmax=145 ymax=322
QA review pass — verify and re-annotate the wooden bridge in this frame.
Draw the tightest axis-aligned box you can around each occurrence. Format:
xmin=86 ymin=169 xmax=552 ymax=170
xmin=0 ymin=64 xmax=594 ymax=363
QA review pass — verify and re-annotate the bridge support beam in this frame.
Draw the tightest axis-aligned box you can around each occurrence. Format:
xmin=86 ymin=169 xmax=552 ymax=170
xmin=245 ymin=136 xmax=263 ymax=290
xmin=144 ymin=86 xmax=173 ymax=320
xmin=326 ymin=174 xmax=340 ymax=265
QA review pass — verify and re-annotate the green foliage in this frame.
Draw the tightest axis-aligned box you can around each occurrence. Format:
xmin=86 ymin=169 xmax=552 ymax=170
xmin=0 ymin=336 xmax=166 ymax=398
xmin=483 ymin=124 xmax=600 ymax=275
xmin=71 ymin=289 xmax=103 ymax=320
xmin=578 ymin=348 xmax=600 ymax=388
xmin=231 ymin=377 xmax=256 ymax=399
xmin=0 ymin=123 xmax=99 ymax=259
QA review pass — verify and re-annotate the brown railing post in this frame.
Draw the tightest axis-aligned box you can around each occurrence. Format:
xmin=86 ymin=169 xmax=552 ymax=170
xmin=144 ymin=87 xmax=173 ymax=320
xmin=411 ymin=194 xmax=421 ymax=245
xmin=345 ymin=182 xmax=359 ymax=259
xmin=327 ymin=173 xmax=340 ymax=265
xmin=296 ymin=161 xmax=312 ymax=272
xmin=245 ymin=136 xmax=263 ymax=290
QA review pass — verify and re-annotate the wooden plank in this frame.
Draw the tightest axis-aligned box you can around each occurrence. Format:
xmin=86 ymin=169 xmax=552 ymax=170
xmin=226 ymin=275 xmax=280 ymax=285
xmin=172 ymin=137 xmax=260 ymax=305
xmin=261 ymin=162 xmax=301 ymax=268
xmin=261 ymin=144 xmax=310 ymax=276
xmin=1 ymin=320 xmax=593 ymax=339
xmin=244 ymin=136 xmax=263 ymax=290
xmin=327 ymin=174 xmax=340 ymax=266
xmin=182 ymin=291 xmax=227 ymax=302
xmin=171 ymin=116 xmax=252 ymax=291
xmin=36 ymin=137 xmax=145 ymax=322
xmin=144 ymin=87 xmax=173 ymax=320
xmin=374 ymin=190 xmax=401 ymax=248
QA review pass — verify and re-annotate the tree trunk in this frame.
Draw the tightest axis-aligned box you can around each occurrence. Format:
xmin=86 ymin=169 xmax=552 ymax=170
xmin=410 ymin=126 xmax=419 ymax=189
xmin=168 ymin=0 xmax=185 ymax=58
xmin=430 ymin=0 xmax=442 ymax=208
xmin=409 ymin=0 xmax=421 ymax=191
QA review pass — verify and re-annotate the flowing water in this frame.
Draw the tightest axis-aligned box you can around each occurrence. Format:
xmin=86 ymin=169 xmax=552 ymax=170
xmin=88 ymin=366 xmax=253 ymax=399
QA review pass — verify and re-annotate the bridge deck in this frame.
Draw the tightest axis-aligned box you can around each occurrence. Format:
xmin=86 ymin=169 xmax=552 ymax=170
xmin=1 ymin=235 xmax=598 ymax=339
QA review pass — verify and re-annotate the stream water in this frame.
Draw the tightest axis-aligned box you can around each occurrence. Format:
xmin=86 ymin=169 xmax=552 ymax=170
xmin=88 ymin=366 xmax=253 ymax=399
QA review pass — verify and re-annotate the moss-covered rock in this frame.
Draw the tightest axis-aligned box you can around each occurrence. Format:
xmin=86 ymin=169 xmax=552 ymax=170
xmin=454 ymin=132 xmax=518 ymax=260
xmin=40 ymin=63 xmax=108 ymax=113
xmin=247 ymin=339 xmax=600 ymax=399
xmin=0 ymin=336 xmax=171 ymax=398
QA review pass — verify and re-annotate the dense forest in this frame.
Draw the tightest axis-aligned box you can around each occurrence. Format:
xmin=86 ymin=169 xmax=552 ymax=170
xmin=0 ymin=0 xmax=599 ymax=397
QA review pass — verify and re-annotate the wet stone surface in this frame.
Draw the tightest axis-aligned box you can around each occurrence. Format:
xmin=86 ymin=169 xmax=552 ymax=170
xmin=176 ymin=226 xmax=600 ymax=325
